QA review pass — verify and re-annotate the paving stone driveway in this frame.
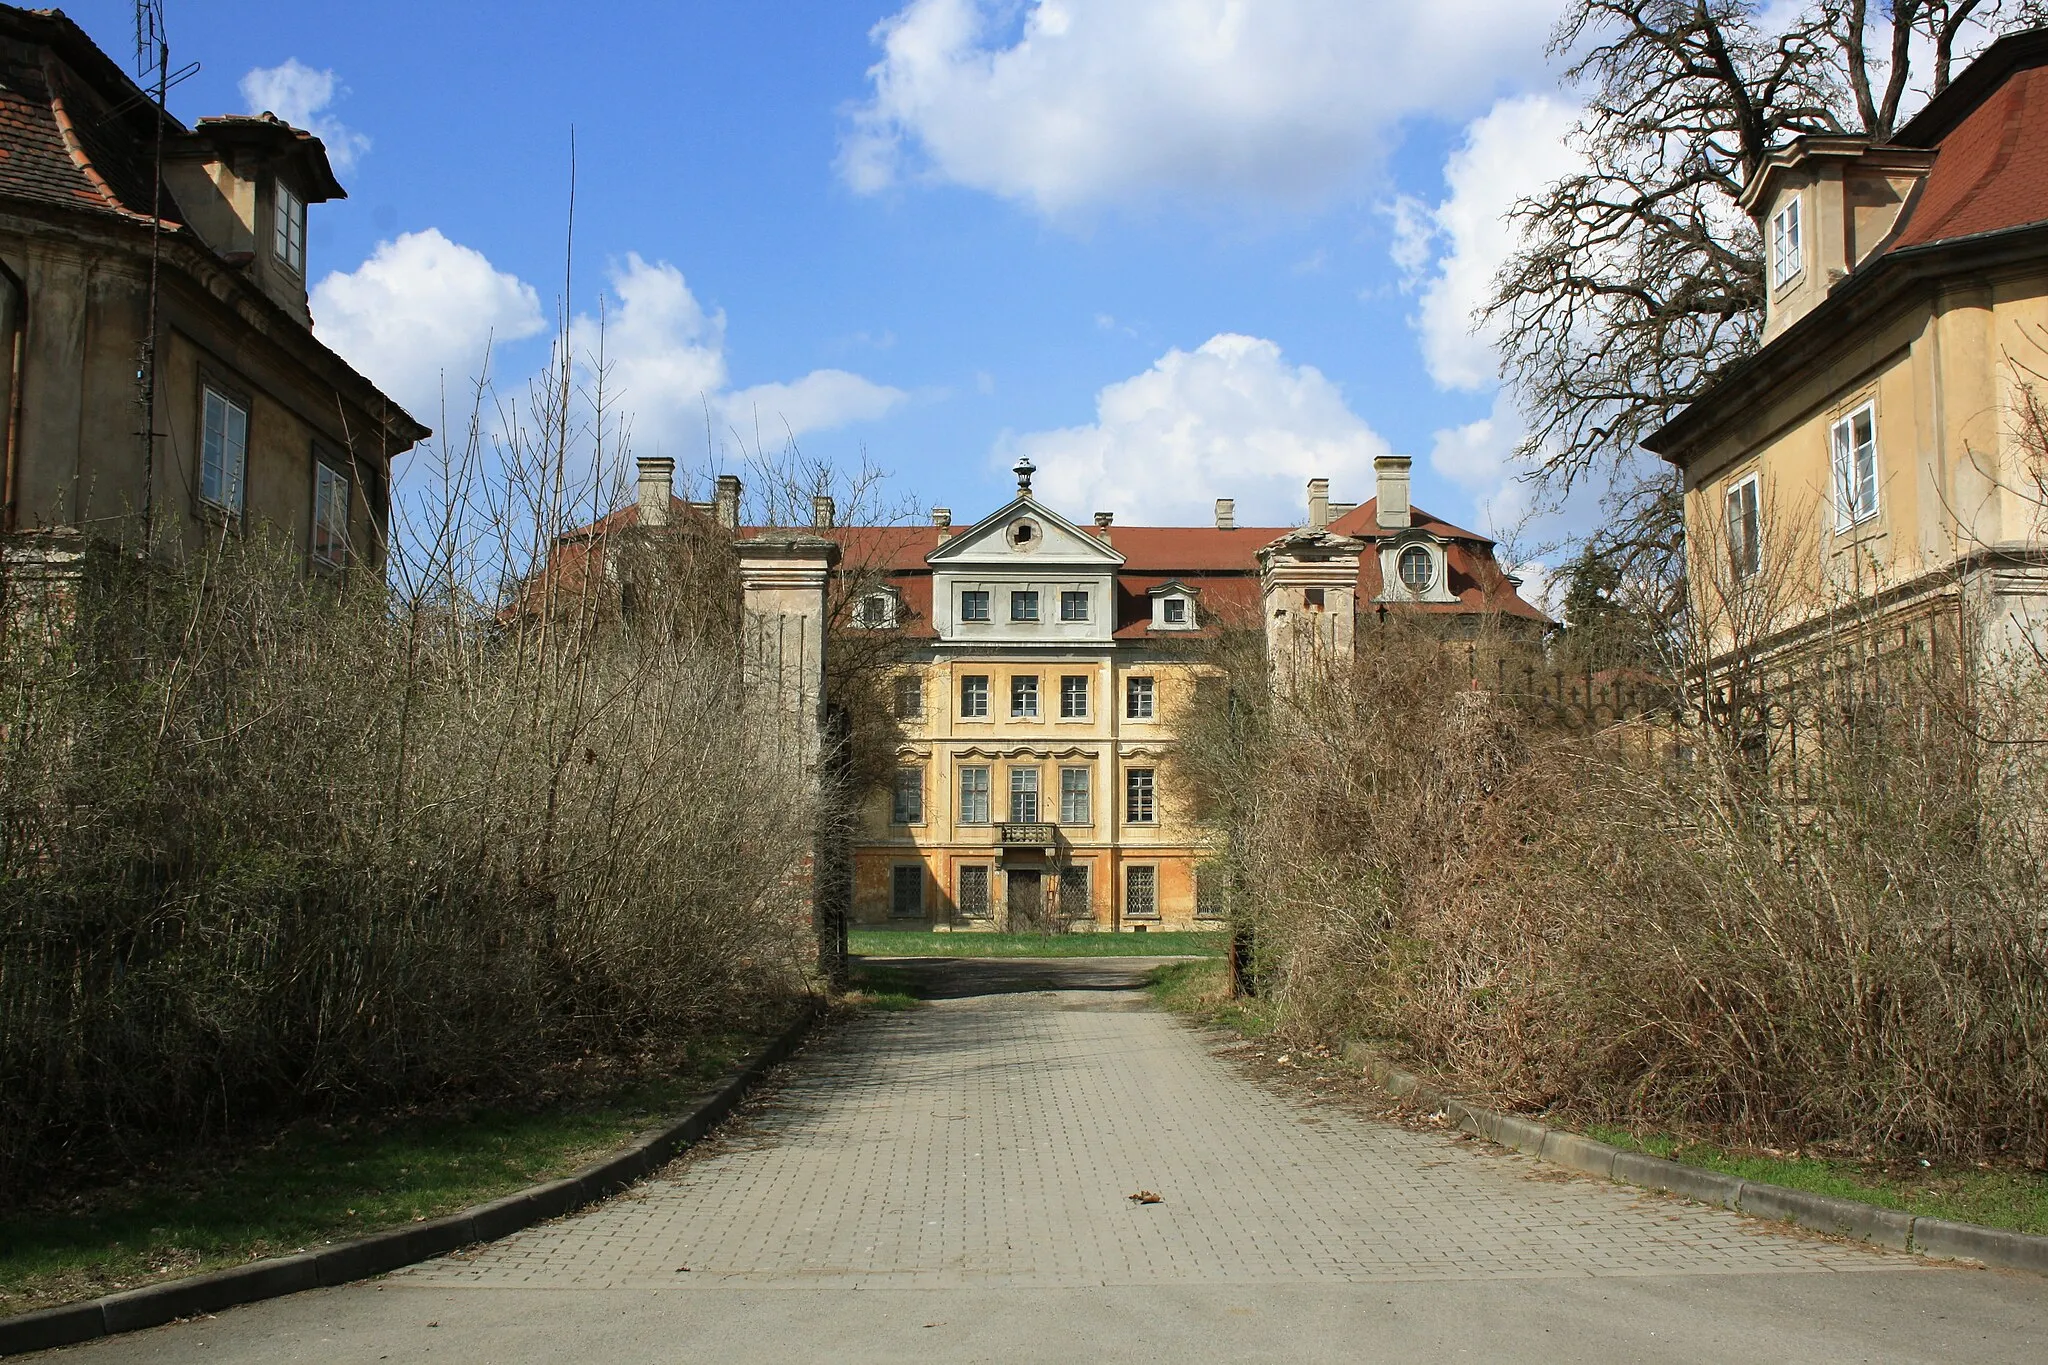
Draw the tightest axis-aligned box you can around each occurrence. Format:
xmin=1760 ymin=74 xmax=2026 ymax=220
xmin=402 ymin=957 xmax=1887 ymax=1292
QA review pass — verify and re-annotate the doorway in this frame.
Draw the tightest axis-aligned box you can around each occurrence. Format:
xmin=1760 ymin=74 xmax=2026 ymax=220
xmin=1005 ymin=869 xmax=1043 ymax=931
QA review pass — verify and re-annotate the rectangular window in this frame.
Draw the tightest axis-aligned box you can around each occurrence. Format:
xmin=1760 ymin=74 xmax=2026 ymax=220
xmin=1125 ymin=865 xmax=1158 ymax=919
xmin=312 ymin=461 xmax=349 ymax=567
xmin=1196 ymin=867 xmax=1226 ymax=919
xmin=1126 ymin=675 xmax=1155 ymax=720
xmin=275 ymin=182 xmax=306 ymax=275
xmin=891 ymin=766 xmax=924 ymax=825
xmin=1726 ymin=475 xmax=1761 ymax=581
xmin=1011 ymin=674 xmax=1039 ymax=718
xmin=958 ymin=865 xmax=992 ymax=918
xmin=1162 ymin=597 xmax=1187 ymax=624
xmin=1126 ymin=767 xmax=1156 ymax=824
xmin=1010 ymin=589 xmax=1040 ymax=622
xmin=1059 ymin=767 xmax=1091 ymax=825
xmin=891 ymin=864 xmax=924 ymax=918
xmin=1059 ymin=675 xmax=1089 ymax=719
xmin=1771 ymin=197 xmax=1802 ymax=288
xmin=960 ymin=589 xmax=991 ymax=622
xmin=960 ymin=674 xmax=990 ymax=719
xmin=1008 ymin=766 xmax=1040 ymax=822
xmin=894 ymin=674 xmax=924 ymax=719
xmin=1060 ymin=589 xmax=1090 ymax=621
xmin=1060 ymin=864 xmax=1092 ymax=918
xmin=958 ymin=766 xmax=991 ymax=824
xmin=200 ymin=386 xmax=249 ymax=513
xmin=1830 ymin=403 xmax=1880 ymax=528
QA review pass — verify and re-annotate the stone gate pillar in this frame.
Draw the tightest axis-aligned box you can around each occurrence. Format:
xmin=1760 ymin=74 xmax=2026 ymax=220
xmin=734 ymin=532 xmax=847 ymax=982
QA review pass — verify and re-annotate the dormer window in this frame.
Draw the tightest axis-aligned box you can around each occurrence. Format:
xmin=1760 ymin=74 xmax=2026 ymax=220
xmin=854 ymin=589 xmax=900 ymax=629
xmin=1770 ymin=196 xmax=1801 ymax=288
xmin=1162 ymin=597 xmax=1186 ymax=624
xmin=274 ymin=181 xmax=306 ymax=276
xmin=1397 ymin=545 xmax=1434 ymax=594
xmin=1147 ymin=582 xmax=1199 ymax=630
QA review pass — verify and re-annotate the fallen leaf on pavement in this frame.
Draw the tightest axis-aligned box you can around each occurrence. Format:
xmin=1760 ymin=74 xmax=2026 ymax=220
xmin=1128 ymin=1190 xmax=1163 ymax=1204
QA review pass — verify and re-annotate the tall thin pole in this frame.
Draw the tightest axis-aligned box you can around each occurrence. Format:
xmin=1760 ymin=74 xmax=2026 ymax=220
xmin=137 ymin=2 xmax=169 ymax=543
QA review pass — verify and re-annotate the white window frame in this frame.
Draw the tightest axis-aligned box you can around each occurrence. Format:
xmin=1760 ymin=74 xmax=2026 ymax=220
xmin=1771 ymin=195 xmax=1802 ymax=289
xmin=1059 ymin=589 xmax=1090 ymax=621
xmin=1125 ymin=767 xmax=1156 ymax=824
xmin=1830 ymin=402 xmax=1880 ymax=530
xmin=854 ymin=590 xmax=899 ymax=629
xmin=1008 ymin=766 xmax=1040 ymax=823
xmin=1011 ymin=674 xmax=1040 ymax=718
xmin=1397 ymin=544 xmax=1434 ymax=594
xmin=200 ymin=384 xmax=249 ymax=514
xmin=275 ymin=181 xmax=306 ymax=276
xmin=958 ymin=765 xmax=992 ymax=824
xmin=959 ymin=674 xmax=990 ymax=719
xmin=960 ymin=589 xmax=991 ymax=622
xmin=1726 ymin=473 xmax=1762 ymax=582
xmin=1058 ymin=766 xmax=1091 ymax=825
xmin=1126 ymin=675 xmax=1155 ymax=720
xmin=1059 ymin=674 xmax=1089 ymax=719
xmin=311 ymin=458 xmax=349 ymax=567
xmin=1010 ymin=589 xmax=1040 ymax=622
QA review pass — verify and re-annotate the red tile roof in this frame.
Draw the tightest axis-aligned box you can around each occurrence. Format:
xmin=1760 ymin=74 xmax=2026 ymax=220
xmin=546 ymin=499 xmax=1552 ymax=632
xmin=1891 ymin=62 xmax=2048 ymax=248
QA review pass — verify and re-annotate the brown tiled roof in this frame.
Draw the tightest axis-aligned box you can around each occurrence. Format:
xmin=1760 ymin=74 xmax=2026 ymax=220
xmin=1890 ymin=62 xmax=2048 ymax=248
xmin=547 ymin=499 xmax=1552 ymax=632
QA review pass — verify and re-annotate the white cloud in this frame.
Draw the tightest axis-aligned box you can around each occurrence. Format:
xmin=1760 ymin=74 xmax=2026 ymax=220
xmin=1392 ymin=93 xmax=1582 ymax=392
xmin=240 ymin=59 xmax=371 ymax=172
xmin=1011 ymin=333 xmax=1391 ymax=525
xmin=842 ymin=0 xmax=1564 ymax=214
xmin=576 ymin=255 xmax=909 ymax=458
xmin=311 ymin=228 xmax=546 ymax=424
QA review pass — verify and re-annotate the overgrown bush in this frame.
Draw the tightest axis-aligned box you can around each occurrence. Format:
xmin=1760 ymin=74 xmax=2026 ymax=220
xmin=1180 ymin=617 xmax=2048 ymax=1162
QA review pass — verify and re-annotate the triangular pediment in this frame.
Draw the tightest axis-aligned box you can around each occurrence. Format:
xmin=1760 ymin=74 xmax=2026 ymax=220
xmin=926 ymin=494 xmax=1126 ymax=567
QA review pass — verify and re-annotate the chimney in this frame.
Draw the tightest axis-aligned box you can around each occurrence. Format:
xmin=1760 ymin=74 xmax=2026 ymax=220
xmin=933 ymin=507 xmax=952 ymax=540
xmin=1329 ymin=501 xmax=1358 ymax=521
xmin=1094 ymin=511 xmax=1114 ymax=543
xmin=1306 ymin=478 xmax=1329 ymax=532
xmin=714 ymin=473 xmax=742 ymax=531
xmin=1375 ymin=456 xmax=1411 ymax=530
xmin=635 ymin=456 xmax=674 ymax=528
xmin=811 ymin=494 xmax=836 ymax=530
xmin=1214 ymin=498 xmax=1235 ymax=530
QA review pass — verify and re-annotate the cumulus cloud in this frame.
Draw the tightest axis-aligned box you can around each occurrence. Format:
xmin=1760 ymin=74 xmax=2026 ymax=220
xmin=1391 ymin=92 xmax=1581 ymax=391
xmin=577 ymin=255 xmax=909 ymax=458
xmin=311 ymin=228 xmax=547 ymax=424
xmin=1011 ymin=333 xmax=1392 ymax=526
xmin=842 ymin=0 xmax=1564 ymax=214
xmin=240 ymin=59 xmax=371 ymax=172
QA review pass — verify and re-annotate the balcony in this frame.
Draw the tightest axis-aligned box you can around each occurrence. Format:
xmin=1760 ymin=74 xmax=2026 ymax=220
xmin=998 ymin=822 xmax=1056 ymax=851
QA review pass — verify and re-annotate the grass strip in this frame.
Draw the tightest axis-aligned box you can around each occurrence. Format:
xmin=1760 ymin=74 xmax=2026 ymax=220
xmin=1583 ymin=1125 xmax=2048 ymax=1237
xmin=850 ymin=929 xmax=1228 ymax=958
xmin=0 ymin=1032 xmax=765 ymax=1318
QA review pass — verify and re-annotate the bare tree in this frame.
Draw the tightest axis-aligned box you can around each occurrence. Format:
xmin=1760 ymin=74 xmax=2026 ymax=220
xmin=1492 ymin=1 xmax=2040 ymax=584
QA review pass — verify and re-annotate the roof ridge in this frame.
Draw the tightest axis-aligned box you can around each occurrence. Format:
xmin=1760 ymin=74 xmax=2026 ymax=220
xmin=41 ymin=53 xmax=170 ymax=227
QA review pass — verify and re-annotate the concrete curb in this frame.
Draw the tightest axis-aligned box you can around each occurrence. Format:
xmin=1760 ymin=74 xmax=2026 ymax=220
xmin=0 ymin=1002 xmax=822 ymax=1358
xmin=1340 ymin=1041 xmax=2048 ymax=1276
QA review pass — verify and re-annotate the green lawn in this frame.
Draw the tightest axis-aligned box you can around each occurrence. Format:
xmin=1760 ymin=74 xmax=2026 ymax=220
xmin=850 ymin=928 xmax=1228 ymax=958
xmin=0 ymin=1034 xmax=767 ymax=1318
xmin=1584 ymin=1125 xmax=2048 ymax=1237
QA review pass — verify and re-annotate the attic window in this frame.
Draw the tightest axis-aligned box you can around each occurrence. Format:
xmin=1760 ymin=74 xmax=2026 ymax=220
xmin=1398 ymin=545 xmax=1434 ymax=594
xmin=274 ymin=181 xmax=306 ymax=276
xmin=854 ymin=590 xmax=899 ymax=629
xmin=1162 ymin=597 xmax=1187 ymax=624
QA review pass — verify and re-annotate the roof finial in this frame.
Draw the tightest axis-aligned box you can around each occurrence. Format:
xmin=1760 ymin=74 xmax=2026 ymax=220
xmin=1014 ymin=457 xmax=1035 ymax=493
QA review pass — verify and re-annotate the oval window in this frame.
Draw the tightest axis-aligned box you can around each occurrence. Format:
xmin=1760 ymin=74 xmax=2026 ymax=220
xmin=1397 ymin=545 xmax=1433 ymax=594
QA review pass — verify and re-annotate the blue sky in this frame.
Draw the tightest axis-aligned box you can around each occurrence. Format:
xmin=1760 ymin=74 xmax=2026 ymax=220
xmin=70 ymin=0 xmax=1586 ymax=585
